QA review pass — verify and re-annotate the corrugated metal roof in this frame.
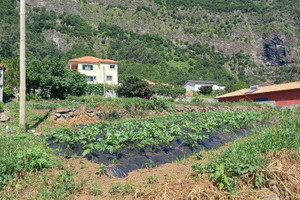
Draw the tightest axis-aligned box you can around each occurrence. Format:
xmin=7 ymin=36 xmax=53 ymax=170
xmin=216 ymin=82 xmax=300 ymax=99
xmin=69 ymin=56 xmax=119 ymax=64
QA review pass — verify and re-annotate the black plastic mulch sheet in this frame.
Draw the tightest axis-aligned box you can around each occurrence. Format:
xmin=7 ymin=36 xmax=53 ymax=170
xmin=47 ymin=129 xmax=250 ymax=178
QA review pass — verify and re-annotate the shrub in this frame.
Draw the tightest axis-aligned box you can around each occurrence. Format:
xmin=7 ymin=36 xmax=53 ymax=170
xmin=198 ymin=86 xmax=213 ymax=95
xmin=117 ymin=76 xmax=148 ymax=98
xmin=85 ymin=84 xmax=104 ymax=96
xmin=106 ymin=110 xmax=120 ymax=120
xmin=154 ymin=84 xmax=186 ymax=98
xmin=3 ymin=86 xmax=14 ymax=102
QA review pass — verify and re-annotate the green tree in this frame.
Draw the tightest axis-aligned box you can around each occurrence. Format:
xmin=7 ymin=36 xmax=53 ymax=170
xmin=66 ymin=70 xmax=87 ymax=96
xmin=26 ymin=58 xmax=87 ymax=99
xmin=117 ymin=76 xmax=148 ymax=98
xmin=198 ymin=86 xmax=213 ymax=95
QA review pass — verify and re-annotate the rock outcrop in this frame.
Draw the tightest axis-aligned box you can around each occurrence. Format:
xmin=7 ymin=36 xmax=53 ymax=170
xmin=263 ymin=36 xmax=287 ymax=66
xmin=0 ymin=112 xmax=10 ymax=122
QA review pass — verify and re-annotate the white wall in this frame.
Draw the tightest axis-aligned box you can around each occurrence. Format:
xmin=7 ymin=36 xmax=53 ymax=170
xmin=212 ymin=85 xmax=226 ymax=90
xmin=75 ymin=62 xmax=118 ymax=85
xmin=100 ymin=63 xmax=118 ymax=85
xmin=77 ymin=63 xmax=101 ymax=84
xmin=184 ymin=82 xmax=196 ymax=92
xmin=184 ymin=82 xmax=226 ymax=92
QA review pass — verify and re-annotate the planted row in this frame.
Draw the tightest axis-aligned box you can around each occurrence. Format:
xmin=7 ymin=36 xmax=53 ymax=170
xmin=47 ymin=110 xmax=273 ymax=155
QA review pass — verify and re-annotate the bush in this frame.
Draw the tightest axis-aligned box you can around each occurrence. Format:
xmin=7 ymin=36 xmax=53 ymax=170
xmin=198 ymin=86 xmax=213 ymax=95
xmin=145 ymin=97 xmax=170 ymax=110
xmin=85 ymin=84 xmax=104 ymax=96
xmin=105 ymin=109 xmax=120 ymax=120
xmin=117 ymin=76 xmax=148 ymax=98
xmin=3 ymin=86 xmax=14 ymax=102
xmin=154 ymin=84 xmax=186 ymax=98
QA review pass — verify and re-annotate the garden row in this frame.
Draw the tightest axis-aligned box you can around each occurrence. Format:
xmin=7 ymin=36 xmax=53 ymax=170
xmin=46 ymin=109 xmax=274 ymax=156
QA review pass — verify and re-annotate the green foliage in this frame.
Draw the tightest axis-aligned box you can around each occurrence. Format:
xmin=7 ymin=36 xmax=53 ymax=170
xmin=147 ymin=174 xmax=159 ymax=184
xmin=1 ymin=0 xmax=298 ymax=96
xmin=192 ymin=109 xmax=300 ymax=191
xmin=3 ymin=86 xmax=14 ymax=102
xmin=96 ymin=163 xmax=105 ymax=177
xmin=117 ymin=76 xmax=148 ymax=98
xmin=0 ymin=134 xmax=54 ymax=189
xmin=105 ymin=109 xmax=120 ymax=121
xmin=0 ymin=102 xmax=4 ymax=112
xmin=109 ymin=183 xmax=135 ymax=196
xmin=84 ymin=84 xmax=104 ymax=96
xmin=26 ymin=58 xmax=87 ymax=99
xmin=47 ymin=110 xmax=271 ymax=155
xmin=154 ymin=84 xmax=186 ymax=98
xmin=153 ymin=0 xmax=299 ymax=15
xmin=89 ymin=184 xmax=103 ymax=196
xmin=36 ymin=170 xmax=80 ymax=199
xmin=274 ymin=65 xmax=300 ymax=84
xmin=198 ymin=86 xmax=213 ymax=95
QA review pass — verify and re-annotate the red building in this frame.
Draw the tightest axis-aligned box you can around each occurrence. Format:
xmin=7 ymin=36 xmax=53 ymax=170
xmin=216 ymin=82 xmax=300 ymax=107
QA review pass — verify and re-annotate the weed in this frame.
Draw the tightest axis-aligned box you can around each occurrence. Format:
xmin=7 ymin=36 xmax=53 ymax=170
xmin=196 ymin=152 xmax=203 ymax=160
xmin=89 ymin=184 xmax=103 ymax=196
xmin=96 ymin=163 xmax=105 ymax=176
xmin=147 ymin=174 xmax=159 ymax=184
xmin=109 ymin=183 xmax=135 ymax=196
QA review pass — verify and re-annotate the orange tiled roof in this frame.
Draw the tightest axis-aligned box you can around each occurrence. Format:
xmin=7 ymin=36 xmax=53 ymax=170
xmin=143 ymin=79 xmax=156 ymax=85
xmin=69 ymin=56 xmax=119 ymax=64
xmin=216 ymin=82 xmax=300 ymax=99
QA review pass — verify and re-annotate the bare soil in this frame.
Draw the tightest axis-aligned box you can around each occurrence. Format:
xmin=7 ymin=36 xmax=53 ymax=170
xmin=65 ymin=149 xmax=300 ymax=200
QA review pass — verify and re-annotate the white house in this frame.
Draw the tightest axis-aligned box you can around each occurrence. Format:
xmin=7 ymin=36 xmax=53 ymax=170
xmin=183 ymin=80 xmax=226 ymax=92
xmin=65 ymin=56 xmax=119 ymax=85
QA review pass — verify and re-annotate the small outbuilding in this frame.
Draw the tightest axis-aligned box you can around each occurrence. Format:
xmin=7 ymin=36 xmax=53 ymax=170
xmin=183 ymin=80 xmax=225 ymax=92
xmin=216 ymin=81 xmax=300 ymax=107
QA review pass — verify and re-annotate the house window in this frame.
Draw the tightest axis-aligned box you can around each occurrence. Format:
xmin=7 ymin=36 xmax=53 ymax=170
xmin=254 ymin=97 xmax=268 ymax=102
xmin=86 ymin=76 xmax=96 ymax=82
xmin=83 ymin=65 xmax=93 ymax=70
xmin=110 ymin=65 xmax=115 ymax=69
xmin=106 ymin=76 xmax=113 ymax=81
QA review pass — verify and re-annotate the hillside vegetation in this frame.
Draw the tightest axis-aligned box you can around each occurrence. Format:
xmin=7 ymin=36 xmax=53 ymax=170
xmin=0 ymin=0 xmax=299 ymax=88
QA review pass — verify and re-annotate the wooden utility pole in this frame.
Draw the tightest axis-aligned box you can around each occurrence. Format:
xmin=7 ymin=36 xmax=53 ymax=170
xmin=0 ymin=65 xmax=4 ymax=102
xmin=20 ymin=0 xmax=26 ymax=131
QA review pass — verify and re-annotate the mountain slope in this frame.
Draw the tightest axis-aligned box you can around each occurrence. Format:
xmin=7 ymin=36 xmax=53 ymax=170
xmin=0 ymin=0 xmax=299 ymax=88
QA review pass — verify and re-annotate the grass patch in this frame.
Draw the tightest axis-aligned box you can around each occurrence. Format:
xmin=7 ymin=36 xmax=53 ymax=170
xmin=0 ymin=133 xmax=56 ymax=190
xmin=192 ymin=109 xmax=300 ymax=191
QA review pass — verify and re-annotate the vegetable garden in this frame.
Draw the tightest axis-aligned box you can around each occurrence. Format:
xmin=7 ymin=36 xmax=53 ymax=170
xmin=46 ymin=109 xmax=275 ymax=177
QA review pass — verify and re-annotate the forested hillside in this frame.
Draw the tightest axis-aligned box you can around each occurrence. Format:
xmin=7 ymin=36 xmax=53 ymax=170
xmin=0 ymin=0 xmax=299 ymax=88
